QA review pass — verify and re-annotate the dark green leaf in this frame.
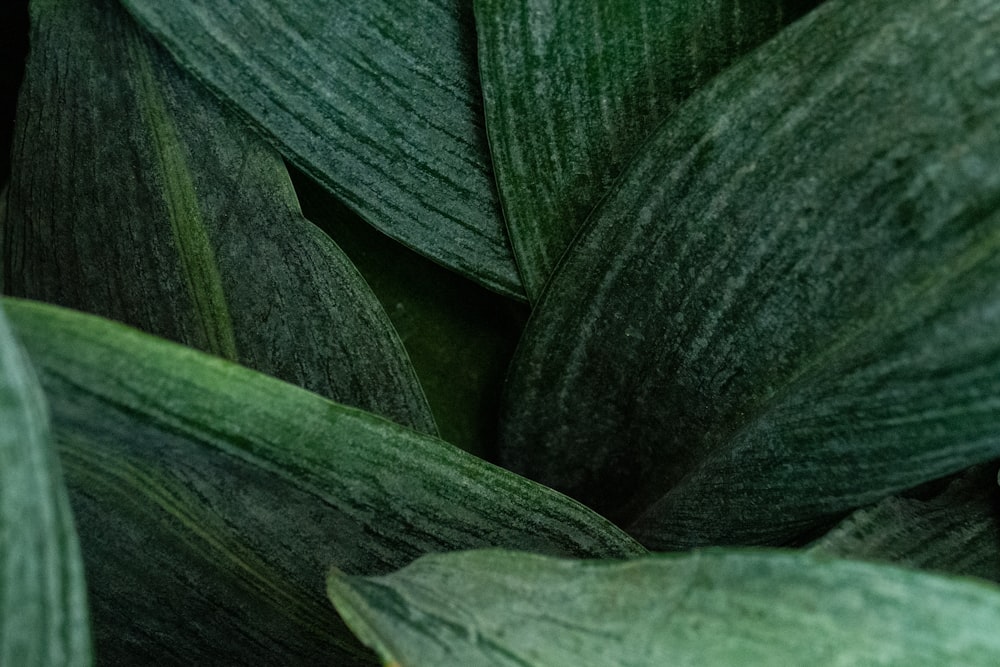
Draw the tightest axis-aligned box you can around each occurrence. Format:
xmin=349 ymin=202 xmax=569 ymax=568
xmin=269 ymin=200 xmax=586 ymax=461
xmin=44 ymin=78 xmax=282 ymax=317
xmin=810 ymin=463 xmax=1000 ymax=584
xmin=500 ymin=0 xmax=1000 ymax=544
xmin=5 ymin=297 xmax=643 ymax=665
xmin=475 ymin=0 xmax=817 ymax=300
xmin=2 ymin=0 xmax=435 ymax=433
xmin=0 ymin=303 xmax=91 ymax=666
xmin=117 ymin=0 xmax=524 ymax=298
xmin=328 ymin=548 xmax=1000 ymax=666
xmin=292 ymin=170 xmax=529 ymax=457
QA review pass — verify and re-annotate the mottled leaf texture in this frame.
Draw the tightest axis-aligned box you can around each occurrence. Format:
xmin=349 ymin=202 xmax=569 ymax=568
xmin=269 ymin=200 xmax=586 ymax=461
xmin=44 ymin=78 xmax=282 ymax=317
xmin=117 ymin=0 xmax=523 ymax=298
xmin=500 ymin=0 xmax=1000 ymax=545
xmin=810 ymin=463 xmax=1000 ymax=584
xmin=328 ymin=549 xmax=1000 ymax=666
xmin=475 ymin=0 xmax=819 ymax=300
xmin=4 ymin=298 xmax=643 ymax=666
xmin=0 ymin=303 xmax=91 ymax=666
xmin=3 ymin=0 xmax=437 ymax=434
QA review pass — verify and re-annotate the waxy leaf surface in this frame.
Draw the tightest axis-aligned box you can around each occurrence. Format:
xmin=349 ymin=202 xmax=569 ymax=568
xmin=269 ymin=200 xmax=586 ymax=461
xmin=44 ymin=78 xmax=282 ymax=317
xmin=118 ymin=0 xmax=523 ymax=298
xmin=2 ymin=0 xmax=435 ymax=433
xmin=328 ymin=549 xmax=1000 ymax=666
xmin=475 ymin=0 xmax=818 ymax=299
xmin=0 ymin=303 xmax=90 ymax=666
xmin=5 ymin=298 xmax=643 ymax=666
xmin=500 ymin=0 xmax=1000 ymax=545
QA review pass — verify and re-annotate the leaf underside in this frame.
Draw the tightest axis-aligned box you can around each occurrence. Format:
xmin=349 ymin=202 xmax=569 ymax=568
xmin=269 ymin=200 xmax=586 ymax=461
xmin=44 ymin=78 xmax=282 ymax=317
xmin=4 ymin=297 xmax=643 ymax=665
xmin=327 ymin=548 xmax=1000 ymax=666
xmin=3 ymin=0 xmax=436 ymax=433
xmin=500 ymin=0 xmax=1000 ymax=547
xmin=118 ymin=0 xmax=524 ymax=298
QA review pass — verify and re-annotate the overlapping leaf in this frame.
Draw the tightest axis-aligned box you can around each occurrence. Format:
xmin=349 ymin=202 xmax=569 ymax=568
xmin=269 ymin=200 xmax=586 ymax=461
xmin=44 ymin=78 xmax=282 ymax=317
xmin=500 ymin=0 xmax=1000 ymax=545
xmin=117 ymin=0 xmax=523 ymax=298
xmin=475 ymin=0 xmax=819 ymax=299
xmin=2 ymin=0 xmax=436 ymax=433
xmin=810 ymin=463 xmax=1000 ymax=583
xmin=293 ymin=171 xmax=529 ymax=456
xmin=4 ymin=298 xmax=643 ymax=665
xmin=0 ymin=303 xmax=90 ymax=666
xmin=328 ymin=549 xmax=1000 ymax=666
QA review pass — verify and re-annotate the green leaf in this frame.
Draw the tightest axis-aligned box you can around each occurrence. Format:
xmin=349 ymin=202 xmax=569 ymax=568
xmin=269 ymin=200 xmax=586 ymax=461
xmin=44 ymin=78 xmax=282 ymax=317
xmin=117 ymin=0 xmax=523 ymax=299
xmin=810 ymin=462 xmax=1000 ymax=584
xmin=328 ymin=548 xmax=1000 ymax=666
xmin=500 ymin=0 xmax=1000 ymax=543
xmin=2 ymin=0 xmax=436 ymax=434
xmin=4 ymin=297 xmax=643 ymax=665
xmin=292 ymin=170 xmax=529 ymax=457
xmin=475 ymin=0 xmax=817 ymax=300
xmin=0 ymin=303 xmax=91 ymax=666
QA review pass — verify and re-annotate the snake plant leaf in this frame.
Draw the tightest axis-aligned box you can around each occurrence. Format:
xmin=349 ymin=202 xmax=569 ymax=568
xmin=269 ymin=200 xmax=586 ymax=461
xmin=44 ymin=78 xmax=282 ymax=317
xmin=4 ymin=297 xmax=643 ymax=666
xmin=328 ymin=548 xmax=1000 ymax=666
xmin=2 ymin=0 xmax=436 ymax=434
xmin=0 ymin=303 xmax=91 ymax=666
xmin=116 ymin=0 xmax=523 ymax=299
xmin=292 ymin=170 xmax=529 ymax=457
xmin=500 ymin=0 xmax=1000 ymax=543
xmin=810 ymin=463 xmax=1000 ymax=584
xmin=475 ymin=0 xmax=820 ymax=301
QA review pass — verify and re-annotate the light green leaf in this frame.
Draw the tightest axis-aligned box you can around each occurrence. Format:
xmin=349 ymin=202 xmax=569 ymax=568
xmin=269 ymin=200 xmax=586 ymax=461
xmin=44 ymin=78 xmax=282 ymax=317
xmin=810 ymin=462 xmax=1000 ymax=584
xmin=117 ymin=0 xmax=523 ymax=299
xmin=500 ymin=0 xmax=1000 ymax=543
xmin=475 ymin=0 xmax=818 ymax=300
xmin=2 ymin=0 xmax=436 ymax=434
xmin=292 ymin=170 xmax=529 ymax=457
xmin=4 ymin=297 xmax=643 ymax=665
xmin=328 ymin=548 xmax=1000 ymax=666
xmin=0 ymin=303 xmax=91 ymax=666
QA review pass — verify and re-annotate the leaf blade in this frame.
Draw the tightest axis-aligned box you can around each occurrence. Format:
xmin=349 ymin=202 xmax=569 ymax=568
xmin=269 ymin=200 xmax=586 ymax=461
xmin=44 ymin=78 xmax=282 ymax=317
xmin=327 ymin=549 xmax=1000 ymax=666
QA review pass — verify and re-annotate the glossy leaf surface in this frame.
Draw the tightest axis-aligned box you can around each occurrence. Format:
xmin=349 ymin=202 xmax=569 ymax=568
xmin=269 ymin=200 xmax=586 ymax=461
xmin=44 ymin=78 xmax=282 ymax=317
xmin=2 ymin=0 xmax=436 ymax=433
xmin=4 ymin=297 xmax=643 ymax=665
xmin=500 ymin=0 xmax=1000 ymax=544
xmin=328 ymin=549 xmax=1000 ymax=666
xmin=118 ymin=0 xmax=523 ymax=298
xmin=0 ymin=303 xmax=90 ymax=666
xmin=475 ymin=0 xmax=818 ymax=299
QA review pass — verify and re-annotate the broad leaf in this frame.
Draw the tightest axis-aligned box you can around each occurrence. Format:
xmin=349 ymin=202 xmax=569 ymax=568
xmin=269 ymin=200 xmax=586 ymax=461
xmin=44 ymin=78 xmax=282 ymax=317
xmin=0 ymin=303 xmax=91 ymax=666
xmin=293 ymin=170 xmax=529 ymax=457
xmin=475 ymin=0 xmax=819 ymax=300
xmin=2 ymin=0 xmax=436 ymax=434
xmin=810 ymin=463 xmax=1000 ymax=584
xmin=4 ymin=298 xmax=643 ymax=665
xmin=500 ymin=0 xmax=1000 ymax=545
xmin=328 ymin=549 xmax=1000 ymax=666
xmin=117 ymin=0 xmax=524 ymax=298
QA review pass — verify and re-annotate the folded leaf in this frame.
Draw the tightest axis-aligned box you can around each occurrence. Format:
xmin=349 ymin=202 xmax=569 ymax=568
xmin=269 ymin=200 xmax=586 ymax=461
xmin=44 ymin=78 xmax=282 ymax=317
xmin=500 ymin=0 xmax=1000 ymax=544
xmin=292 ymin=170 xmax=529 ymax=457
xmin=0 ymin=303 xmax=91 ymax=666
xmin=475 ymin=0 xmax=818 ymax=299
xmin=117 ymin=0 xmax=523 ymax=298
xmin=4 ymin=298 xmax=643 ymax=665
xmin=328 ymin=549 xmax=1000 ymax=666
xmin=2 ymin=0 xmax=436 ymax=434
xmin=810 ymin=462 xmax=1000 ymax=584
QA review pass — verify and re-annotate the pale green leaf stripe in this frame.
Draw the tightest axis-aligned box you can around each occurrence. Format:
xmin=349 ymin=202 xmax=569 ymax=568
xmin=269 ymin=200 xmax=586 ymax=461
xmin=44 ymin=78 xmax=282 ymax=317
xmin=118 ymin=0 xmax=524 ymax=299
xmin=3 ymin=0 xmax=436 ymax=433
xmin=4 ymin=298 xmax=643 ymax=665
xmin=810 ymin=463 xmax=1000 ymax=584
xmin=500 ymin=0 xmax=1000 ymax=543
xmin=0 ymin=304 xmax=91 ymax=666
xmin=475 ymin=0 xmax=819 ymax=300
xmin=328 ymin=549 xmax=1000 ymax=666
